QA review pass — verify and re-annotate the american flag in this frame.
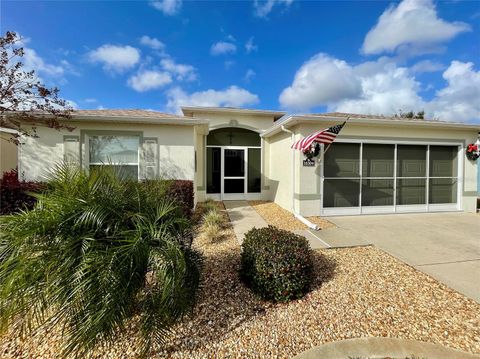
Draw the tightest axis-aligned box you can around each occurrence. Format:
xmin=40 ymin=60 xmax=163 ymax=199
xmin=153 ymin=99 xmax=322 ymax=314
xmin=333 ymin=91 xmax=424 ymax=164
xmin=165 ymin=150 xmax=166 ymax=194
xmin=291 ymin=122 xmax=346 ymax=151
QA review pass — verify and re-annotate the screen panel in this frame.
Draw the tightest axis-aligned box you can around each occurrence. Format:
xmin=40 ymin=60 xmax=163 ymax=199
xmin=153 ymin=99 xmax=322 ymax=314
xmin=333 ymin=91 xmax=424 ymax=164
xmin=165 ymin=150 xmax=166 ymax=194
xmin=324 ymin=143 xmax=360 ymax=178
xmin=362 ymin=144 xmax=394 ymax=177
xmin=323 ymin=179 xmax=360 ymax=208
xmin=248 ymin=148 xmax=261 ymax=193
xmin=429 ymin=146 xmax=457 ymax=177
xmin=362 ymin=179 xmax=394 ymax=206
xmin=207 ymin=147 xmax=221 ymax=194
xmin=397 ymin=179 xmax=426 ymax=205
xmin=429 ymin=178 xmax=457 ymax=204
xmin=397 ymin=145 xmax=427 ymax=177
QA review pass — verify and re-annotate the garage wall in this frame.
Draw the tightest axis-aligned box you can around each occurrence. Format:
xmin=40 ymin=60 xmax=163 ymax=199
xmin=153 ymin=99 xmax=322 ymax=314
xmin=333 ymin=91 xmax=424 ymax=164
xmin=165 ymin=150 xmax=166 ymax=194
xmin=296 ymin=121 xmax=479 ymax=214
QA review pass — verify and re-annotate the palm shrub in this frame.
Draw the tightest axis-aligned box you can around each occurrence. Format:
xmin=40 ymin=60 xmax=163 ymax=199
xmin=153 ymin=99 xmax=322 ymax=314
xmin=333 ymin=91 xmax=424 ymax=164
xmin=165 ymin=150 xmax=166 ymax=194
xmin=200 ymin=208 xmax=224 ymax=241
xmin=202 ymin=199 xmax=218 ymax=212
xmin=240 ymin=226 xmax=313 ymax=302
xmin=0 ymin=164 xmax=202 ymax=357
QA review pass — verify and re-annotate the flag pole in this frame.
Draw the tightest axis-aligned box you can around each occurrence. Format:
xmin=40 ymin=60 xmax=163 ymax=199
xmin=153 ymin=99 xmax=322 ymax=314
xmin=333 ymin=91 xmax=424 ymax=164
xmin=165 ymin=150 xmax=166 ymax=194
xmin=323 ymin=117 xmax=349 ymax=155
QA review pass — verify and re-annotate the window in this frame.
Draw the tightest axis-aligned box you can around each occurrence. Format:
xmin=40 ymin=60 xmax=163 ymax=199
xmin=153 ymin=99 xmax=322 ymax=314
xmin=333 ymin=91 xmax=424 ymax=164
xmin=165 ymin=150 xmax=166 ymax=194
xmin=248 ymin=148 xmax=261 ymax=193
xmin=89 ymin=135 xmax=139 ymax=179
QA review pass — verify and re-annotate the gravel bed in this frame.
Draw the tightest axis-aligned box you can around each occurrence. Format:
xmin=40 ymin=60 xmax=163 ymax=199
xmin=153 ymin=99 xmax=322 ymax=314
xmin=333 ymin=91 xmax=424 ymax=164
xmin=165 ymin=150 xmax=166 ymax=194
xmin=248 ymin=200 xmax=336 ymax=231
xmin=1 ymin=204 xmax=479 ymax=358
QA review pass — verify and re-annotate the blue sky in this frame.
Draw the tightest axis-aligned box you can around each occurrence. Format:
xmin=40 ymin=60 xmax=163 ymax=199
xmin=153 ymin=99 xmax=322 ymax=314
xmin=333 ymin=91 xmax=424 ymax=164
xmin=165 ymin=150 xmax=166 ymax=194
xmin=2 ymin=0 xmax=480 ymax=122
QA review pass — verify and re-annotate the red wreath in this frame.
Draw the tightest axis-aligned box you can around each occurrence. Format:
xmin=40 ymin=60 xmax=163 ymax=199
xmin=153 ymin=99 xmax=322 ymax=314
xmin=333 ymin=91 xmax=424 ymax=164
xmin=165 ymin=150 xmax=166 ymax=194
xmin=466 ymin=143 xmax=479 ymax=161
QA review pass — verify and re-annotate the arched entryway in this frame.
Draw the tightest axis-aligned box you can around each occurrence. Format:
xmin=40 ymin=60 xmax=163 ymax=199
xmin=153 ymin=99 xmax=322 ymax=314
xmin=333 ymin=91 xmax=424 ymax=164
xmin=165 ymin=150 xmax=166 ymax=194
xmin=206 ymin=127 xmax=261 ymax=200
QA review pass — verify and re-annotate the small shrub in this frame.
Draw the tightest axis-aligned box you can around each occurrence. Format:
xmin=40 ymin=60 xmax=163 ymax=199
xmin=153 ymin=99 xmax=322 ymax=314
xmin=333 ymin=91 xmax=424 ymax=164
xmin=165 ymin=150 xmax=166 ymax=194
xmin=200 ymin=209 xmax=224 ymax=241
xmin=202 ymin=208 xmax=224 ymax=227
xmin=203 ymin=199 xmax=218 ymax=212
xmin=240 ymin=225 xmax=314 ymax=302
xmin=166 ymin=180 xmax=194 ymax=218
xmin=0 ymin=169 xmax=44 ymax=215
xmin=201 ymin=221 xmax=221 ymax=241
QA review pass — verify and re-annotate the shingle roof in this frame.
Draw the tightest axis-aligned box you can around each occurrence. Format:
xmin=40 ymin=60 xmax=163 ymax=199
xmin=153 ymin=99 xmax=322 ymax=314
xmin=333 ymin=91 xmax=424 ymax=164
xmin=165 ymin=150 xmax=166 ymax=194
xmin=310 ymin=112 xmax=434 ymax=122
xmin=72 ymin=109 xmax=187 ymax=120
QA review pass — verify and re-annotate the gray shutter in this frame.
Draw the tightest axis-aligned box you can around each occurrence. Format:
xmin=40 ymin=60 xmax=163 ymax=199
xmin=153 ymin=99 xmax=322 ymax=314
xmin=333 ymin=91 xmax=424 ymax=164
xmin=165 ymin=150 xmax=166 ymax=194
xmin=63 ymin=136 xmax=80 ymax=164
xmin=143 ymin=138 xmax=158 ymax=179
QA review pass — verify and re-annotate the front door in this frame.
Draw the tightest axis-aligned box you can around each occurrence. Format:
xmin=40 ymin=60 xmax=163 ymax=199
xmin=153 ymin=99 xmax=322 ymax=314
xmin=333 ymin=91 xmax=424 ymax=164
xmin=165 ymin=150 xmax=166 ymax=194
xmin=222 ymin=147 xmax=246 ymax=200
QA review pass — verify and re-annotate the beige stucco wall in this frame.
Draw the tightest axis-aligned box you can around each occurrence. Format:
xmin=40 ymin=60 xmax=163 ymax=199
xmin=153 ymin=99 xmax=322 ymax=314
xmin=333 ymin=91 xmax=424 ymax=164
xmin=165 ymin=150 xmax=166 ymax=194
xmin=19 ymin=121 xmax=196 ymax=182
xmin=265 ymin=130 xmax=295 ymax=211
xmin=0 ymin=132 xmax=18 ymax=175
xmin=189 ymin=111 xmax=277 ymax=201
xmin=268 ymin=121 xmax=479 ymax=215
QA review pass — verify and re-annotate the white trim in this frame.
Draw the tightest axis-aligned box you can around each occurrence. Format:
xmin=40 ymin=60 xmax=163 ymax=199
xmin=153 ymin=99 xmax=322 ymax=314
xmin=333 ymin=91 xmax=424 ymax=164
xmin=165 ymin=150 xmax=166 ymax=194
xmin=207 ymin=145 xmax=263 ymax=200
xmin=359 ymin=142 xmax=363 ymax=212
xmin=181 ymin=106 xmax=286 ymax=118
xmin=426 ymin=145 xmax=430 ymax=212
xmin=262 ymin=115 xmax=480 ymax=138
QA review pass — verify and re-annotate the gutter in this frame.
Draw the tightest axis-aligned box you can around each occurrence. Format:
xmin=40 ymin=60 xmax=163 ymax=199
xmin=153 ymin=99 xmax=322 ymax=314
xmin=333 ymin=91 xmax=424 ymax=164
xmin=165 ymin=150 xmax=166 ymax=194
xmin=263 ymin=115 xmax=480 ymax=138
xmin=280 ymin=125 xmax=319 ymax=231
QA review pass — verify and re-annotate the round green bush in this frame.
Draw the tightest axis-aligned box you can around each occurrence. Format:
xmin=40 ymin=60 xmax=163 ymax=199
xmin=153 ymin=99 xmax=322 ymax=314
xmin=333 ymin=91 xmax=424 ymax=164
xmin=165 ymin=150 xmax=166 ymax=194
xmin=240 ymin=225 xmax=314 ymax=302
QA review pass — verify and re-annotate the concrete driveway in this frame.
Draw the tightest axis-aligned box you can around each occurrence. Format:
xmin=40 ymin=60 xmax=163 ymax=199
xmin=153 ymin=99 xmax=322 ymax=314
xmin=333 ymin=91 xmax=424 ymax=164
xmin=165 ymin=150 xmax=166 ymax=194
xmin=310 ymin=212 xmax=480 ymax=302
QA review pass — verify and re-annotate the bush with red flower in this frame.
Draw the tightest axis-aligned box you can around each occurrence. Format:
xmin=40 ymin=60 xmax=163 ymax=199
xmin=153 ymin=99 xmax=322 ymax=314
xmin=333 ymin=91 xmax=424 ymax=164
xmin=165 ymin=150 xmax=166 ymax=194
xmin=0 ymin=169 xmax=45 ymax=214
xmin=466 ymin=143 xmax=479 ymax=161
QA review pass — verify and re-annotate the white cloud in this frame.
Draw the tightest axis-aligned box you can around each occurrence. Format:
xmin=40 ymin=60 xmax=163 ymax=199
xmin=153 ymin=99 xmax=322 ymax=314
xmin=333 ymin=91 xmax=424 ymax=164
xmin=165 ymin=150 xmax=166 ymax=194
xmin=279 ymin=53 xmax=362 ymax=110
xmin=426 ymin=61 xmax=480 ymax=122
xmin=279 ymin=52 xmax=480 ymax=122
xmin=244 ymin=69 xmax=256 ymax=82
xmin=88 ymin=45 xmax=140 ymax=72
xmin=253 ymin=0 xmax=294 ymax=18
xmin=362 ymin=0 xmax=470 ymax=56
xmin=127 ymin=70 xmax=172 ymax=92
xmin=166 ymin=86 xmax=259 ymax=114
xmin=410 ymin=59 xmax=445 ymax=73
xmin=160 ymin=58 xmax=197 ymax=81
xmin=245 ymin=37 xmax=258 ymax=53
xmin=333 ymin=61 xmax=424 ymax=116
xmin=210 ymin=41 xmax=237 ymax=56
xmin=150 ymin=0 xmax=182 ymax=15
xmin=22 ymin=48 xmax=65 ymax=77
xmin=139 ymin=35 xmax=165 ymax=50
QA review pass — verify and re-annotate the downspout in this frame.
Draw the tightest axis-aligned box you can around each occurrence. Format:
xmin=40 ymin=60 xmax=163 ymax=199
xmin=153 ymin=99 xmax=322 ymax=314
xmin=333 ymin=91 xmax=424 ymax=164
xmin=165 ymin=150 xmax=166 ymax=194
xmin=281 ymin=125 xmax=320 ymax=231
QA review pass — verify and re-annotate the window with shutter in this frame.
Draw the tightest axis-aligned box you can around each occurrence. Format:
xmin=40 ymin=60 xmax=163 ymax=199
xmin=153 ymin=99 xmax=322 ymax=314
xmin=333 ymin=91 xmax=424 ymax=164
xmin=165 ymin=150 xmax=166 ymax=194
xmin=143 ymin=138 xmax=158 ymax=179
xmin=63 ymin=136 xmax=80 ymax=164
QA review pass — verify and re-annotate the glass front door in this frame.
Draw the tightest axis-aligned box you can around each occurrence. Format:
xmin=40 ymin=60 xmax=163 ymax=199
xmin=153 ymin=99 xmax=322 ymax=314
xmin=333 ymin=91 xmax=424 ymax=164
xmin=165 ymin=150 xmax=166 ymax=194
xmin=224 ymin=148 xmax=246 ymax=195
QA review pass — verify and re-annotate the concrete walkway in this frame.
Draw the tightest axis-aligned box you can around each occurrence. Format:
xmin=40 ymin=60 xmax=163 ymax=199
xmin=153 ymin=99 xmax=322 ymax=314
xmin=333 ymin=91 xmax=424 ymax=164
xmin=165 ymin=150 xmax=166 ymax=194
xmin=224 ymin=201 xmax=267 ymax=244
xmin=309 ymin=212 xmax=480 ymax=302
xmin=294 ymin=337 xmax=479 ymax=359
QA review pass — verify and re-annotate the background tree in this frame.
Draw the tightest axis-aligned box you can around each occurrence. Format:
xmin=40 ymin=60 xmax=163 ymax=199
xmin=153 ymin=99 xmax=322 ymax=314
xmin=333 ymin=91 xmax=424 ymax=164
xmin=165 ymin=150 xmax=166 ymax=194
xmin=394 ymin=110 xmax=425 ymax=119
xmin=0 ymin=31 xmax=73 ymax=144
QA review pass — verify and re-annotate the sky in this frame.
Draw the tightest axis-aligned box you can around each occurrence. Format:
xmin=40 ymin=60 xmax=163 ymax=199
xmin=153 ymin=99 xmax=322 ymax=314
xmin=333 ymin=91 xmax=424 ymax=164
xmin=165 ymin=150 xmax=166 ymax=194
xmin=2 ymin=0 xmax=480 ymax=122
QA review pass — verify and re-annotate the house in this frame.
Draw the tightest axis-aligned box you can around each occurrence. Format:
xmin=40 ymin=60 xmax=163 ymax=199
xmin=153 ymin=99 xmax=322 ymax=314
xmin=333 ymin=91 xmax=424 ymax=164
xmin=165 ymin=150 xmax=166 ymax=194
xmin=16 ymin=107 xmax=480 ymax=216
xmin=0 ymin=127 xmax=18 ymax=175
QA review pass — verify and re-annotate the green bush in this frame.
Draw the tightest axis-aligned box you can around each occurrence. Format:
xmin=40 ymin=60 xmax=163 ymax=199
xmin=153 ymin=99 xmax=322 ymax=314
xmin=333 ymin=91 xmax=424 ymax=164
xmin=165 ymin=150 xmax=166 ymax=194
xmin=202 ymin=208 xmax=224 ymax=227
xmin=240 ymin=226 xmax=314 ymax=302
xmin=200 ymin=208 xmax=224 ymax=241
xmin=0 ymin=164 xmax=202 ymax=357
xmin=202 ymin=199 xmax=218 ymax=212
